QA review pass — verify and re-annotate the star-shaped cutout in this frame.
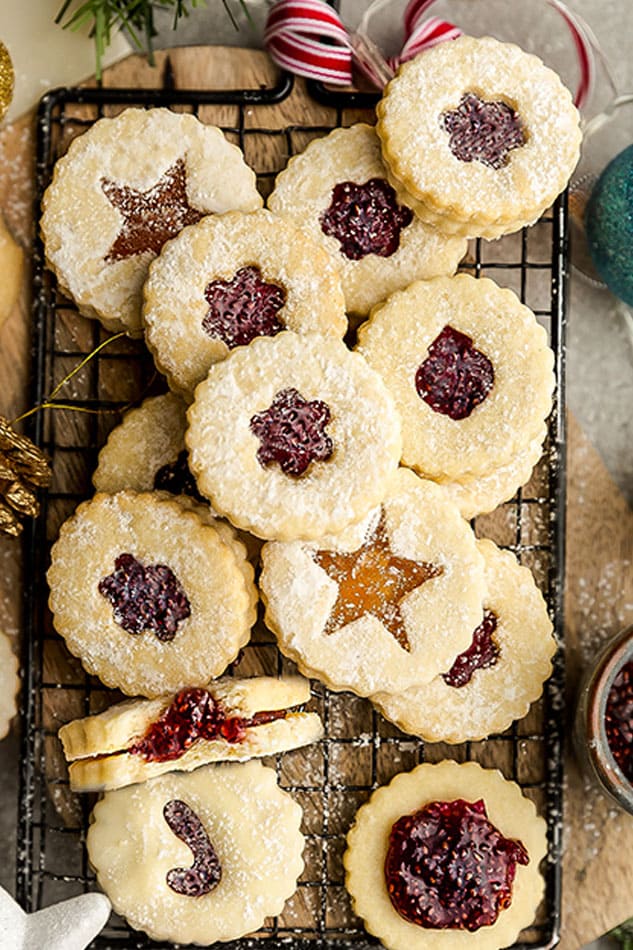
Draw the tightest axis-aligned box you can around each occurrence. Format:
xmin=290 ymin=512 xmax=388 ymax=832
xmin=442 ymin=93 xmax=526 ymax=170
xmin=0 ymin=884 xmax=110 ymax=950
xmin=313 ymin=510 xmax=443 ymax=651
xmin=250 ymin=387 xmax=333 ymax=477
xmin=101 ymin=158 xmax=204 ymax=263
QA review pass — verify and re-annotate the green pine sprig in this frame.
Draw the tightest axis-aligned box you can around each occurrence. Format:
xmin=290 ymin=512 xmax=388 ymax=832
xmin=56 ymin=1 xmax=250 ymax=80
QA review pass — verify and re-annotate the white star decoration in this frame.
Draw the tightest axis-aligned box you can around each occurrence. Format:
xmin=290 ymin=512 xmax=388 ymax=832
xmin=0 ymin=886 xmax=110 ymax=950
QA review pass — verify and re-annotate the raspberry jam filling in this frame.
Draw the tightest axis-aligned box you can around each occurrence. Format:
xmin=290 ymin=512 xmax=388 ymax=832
xmin=605 ymin=660 xmax=633 ymax=784
xmin=443 ymin=610 xmax=500 ymax=688
xmin=415 ymin=325 xmax=494 ymax=421
xmin=442 ymin=93 xmax=526 ymax=170
xmin=163 ymin=799 xmax=221 ymax=897
xmin=202 ymin=265 xmax=287 ymax=348
xmin=98 ymin=553 xmax=191 ymax=642
xmin=385 ymin=798 xmax=529 ymax=931
xmin=250 ymin=387 xmax=333 ymax=476
xmin=153 ymin=449 xmax=205 ymax=502
xmin=101 ymin=158 xmax=203 ymax=263
xmin=130 ymin=687 xmax=288 ymax=762
xmin=320 ymin=178 xmax=413 ymax=260
xmin=314 ymin=510 xmax=442 ymax=651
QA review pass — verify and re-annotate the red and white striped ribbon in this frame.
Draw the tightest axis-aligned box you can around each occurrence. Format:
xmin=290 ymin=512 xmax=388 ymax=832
xmin=264 ymin=0 xmax=595 ymax=109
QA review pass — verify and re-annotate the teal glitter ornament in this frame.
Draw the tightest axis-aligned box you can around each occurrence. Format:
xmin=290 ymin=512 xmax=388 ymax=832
xmin=585 ymin=144 xmax=633 ymax=307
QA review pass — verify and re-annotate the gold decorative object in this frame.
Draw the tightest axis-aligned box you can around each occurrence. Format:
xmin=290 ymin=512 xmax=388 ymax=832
xmin=0 ymin=416 xmax=51 ymax=537
xmin=0 ymin=42 xmax=14 ymax=122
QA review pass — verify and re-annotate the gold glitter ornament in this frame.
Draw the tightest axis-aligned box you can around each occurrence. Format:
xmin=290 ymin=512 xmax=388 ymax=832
xmin=0 ymin=42 xmax=14 ymax=121
xmin=0 ymin=416 xmax=51 ymax=537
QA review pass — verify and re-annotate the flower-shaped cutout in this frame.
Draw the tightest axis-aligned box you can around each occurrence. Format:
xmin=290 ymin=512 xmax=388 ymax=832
xmin=415 ymin=324 xmax=494 ymax=421
xmin=250 ymin=387 xmax=333 ymax=477
xmin=101 ymin=158 xmax=203 ymax=263
xmin=442 ymin=93 xmax=526 ymax=170
xmin=98 ymin=553 xmax=191 ymax=642
xmin=202 ymin=265 xmax=287 ymax=348
xmin=320 ymin=178 xmax=413 ymax=260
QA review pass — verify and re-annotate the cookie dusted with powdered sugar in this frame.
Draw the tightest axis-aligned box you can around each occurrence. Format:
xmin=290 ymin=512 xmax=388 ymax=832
xmin=373 ymin=539 xmax=556 ymax=743
xmin=144 ymin=209 xmax=347 ymax=398
xmin=344 ymin=761 xmax=547 ymax=950
xmin=60 ymin=675 xmax=323 ymax=792
xmin=41 ymin=108 xmax=262 ymax=335
xmin=356 ymin=274 xmax=554 ymax=482
xmin=87 ymin=761 xmax=304 ymax=944
xmin=93 ymin=393 xmax=192 ymax=495
xmin=376 ymin=36 xmax=581 ymax=239
xmin=185 ymin=331 xmax=402 ymax=541
xmin=267 ymin=123 xmax=466 ymax=316
xmin=440 ymin=425 xmax=547 ymax=520
xmin=260 ymin=469 xmax=486 ymax=697
xmin=47 ymin=492 xmax=256 ymax=698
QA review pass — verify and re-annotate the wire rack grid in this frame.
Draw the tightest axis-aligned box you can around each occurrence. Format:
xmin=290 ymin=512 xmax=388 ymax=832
xmin=17 ymin=65 xmax=567 ymax=950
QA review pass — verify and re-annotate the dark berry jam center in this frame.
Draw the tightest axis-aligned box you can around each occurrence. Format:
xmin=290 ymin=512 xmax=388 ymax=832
xmin=98 ymin=553 xmax=190 ymax=642
xmin=443 ymin=610 xmax=500 ymax=688
xmin=250 ymin=387 xmax=333 ymax=477
xmin=442 ymin=93 xmax=526 ymax=170
xmin=153 ymin=449 xmax=205 ymax=502
xmin=320 ymin=178 xmax=413 ymax=261
xmin=202 ymin=265 xmax=287 ymax=349
xmin=130 ymin=686 xmax=288 ymax=762
xmin=415 ymin=324 xmax=494 ymax=421
xmin=385 ymin=798 xmax=529 ymax=931
xmin=102 ymin=158 xmax=203 ymax=263
xmin=163 ymin=799 xmax=221 ymax=897
xmin=605 ymin=660 xmax=633 ymax=784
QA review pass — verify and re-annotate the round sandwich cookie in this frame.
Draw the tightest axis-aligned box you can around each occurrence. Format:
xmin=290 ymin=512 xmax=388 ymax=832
xmin=260 ymin=468 xmax=486 ymax=697
xmin=185 ymin=331 xmax=402 ymax=541
xmin=87 ymin=761 xmax=304 ymax=944
xmin=373 ymin=539 xmax=556 ymax=743
xmin=356 ymin=274 xmax=554 ymax=482
xmin=344 ymin=760 xmax=547 ymax=950
xmin=144 ymin=209 xmax=347 ymax=398
xmin=267 ymin=123 xmax=467 ymax=316
xmin=41 ymin=107 xmax=262 ymax=335
xmin=47 ymin=492 xmax=256 ymax=698
xmin=59 ymin=674 xmax=323 ymax=792
xmin=376 ymin=36 xmax=581 ymax=239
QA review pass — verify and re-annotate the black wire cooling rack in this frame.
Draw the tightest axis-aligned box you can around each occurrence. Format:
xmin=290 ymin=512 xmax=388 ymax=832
xmin=17 ymin=62 xmax=567 ymax=950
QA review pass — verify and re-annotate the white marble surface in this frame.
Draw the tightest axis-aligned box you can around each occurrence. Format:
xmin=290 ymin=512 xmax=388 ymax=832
xmin=1 ymin=2 xmax=632 ymax=947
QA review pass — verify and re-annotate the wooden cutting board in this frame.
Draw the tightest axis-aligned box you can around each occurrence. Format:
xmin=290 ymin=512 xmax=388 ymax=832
xmin=1 ymin=45 xmax=632 ymax=948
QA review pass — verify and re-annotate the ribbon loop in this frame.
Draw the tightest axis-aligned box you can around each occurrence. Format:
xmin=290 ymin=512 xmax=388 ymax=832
xmin=264 ymin=0 xmax=596 ymax=109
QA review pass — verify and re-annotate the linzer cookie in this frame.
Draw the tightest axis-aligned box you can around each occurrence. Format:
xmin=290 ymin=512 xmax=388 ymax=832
xmin=93 ymin=393 xmax=194 ymax=496
xmin=59 ymin=675 xmax=323 ymax=792
xmin=87 ymin=761 xmax=304 ymax=944
xmin=356 ymin=274 xmax=554 ymax=482
xmin=441 ymin=425 xmax=547 ymax=520
xmin=41 ymin=108 xmax=262 ymax=335
xmin=376 ymin=36 xmax=581 ymax=239
xmin=373 ymin=539 xmax=556 ymax=743
xmin=344 ymin=761 xmax=547 ymax=950
xmin=267 ymin=123 xmax=466 ymax=316
xmin=185 ymin=331 xmax=402 ymax=541
xmin=260 ymin=469 xmax=486 ymax=697
xmin=144 ymin=209 xmax=347 ymax=398
xmin=47 ymin=492 xmax=256 ymax=697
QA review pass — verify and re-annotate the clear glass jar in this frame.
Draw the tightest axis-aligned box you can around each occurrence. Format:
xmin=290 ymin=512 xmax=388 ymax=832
xmin=574 ymin=625 xmax=633 ymax=815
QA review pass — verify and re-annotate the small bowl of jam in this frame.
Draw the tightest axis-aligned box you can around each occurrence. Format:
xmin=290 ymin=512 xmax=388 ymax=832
xmin=574 ymin=625 xmax=633 ymax=814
